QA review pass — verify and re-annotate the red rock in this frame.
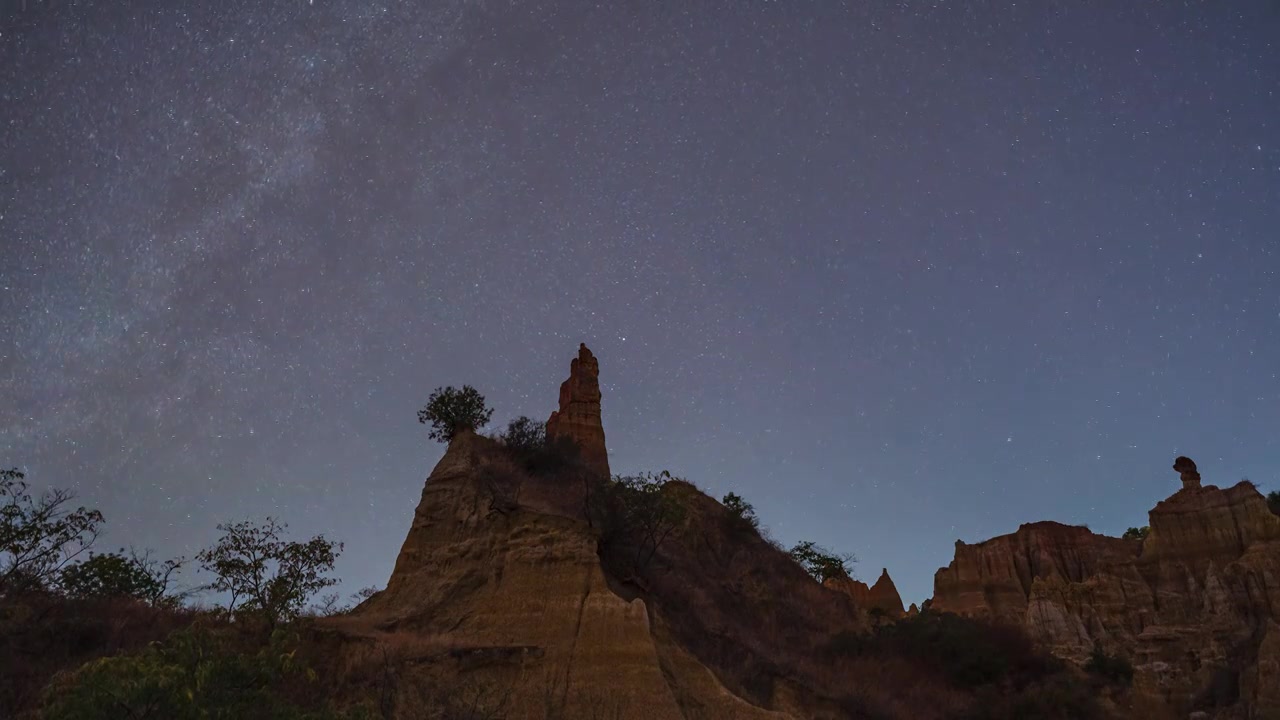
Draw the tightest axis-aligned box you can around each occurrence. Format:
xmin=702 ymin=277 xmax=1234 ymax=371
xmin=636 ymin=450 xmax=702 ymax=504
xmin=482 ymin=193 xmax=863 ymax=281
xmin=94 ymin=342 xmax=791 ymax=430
xmin=546 ymin=343 xmax=610 ymax=479
xmin=929 ymin=458 xmax=1280 ymax=717
xmin=824 ymin=568 xmax=906 ymax=618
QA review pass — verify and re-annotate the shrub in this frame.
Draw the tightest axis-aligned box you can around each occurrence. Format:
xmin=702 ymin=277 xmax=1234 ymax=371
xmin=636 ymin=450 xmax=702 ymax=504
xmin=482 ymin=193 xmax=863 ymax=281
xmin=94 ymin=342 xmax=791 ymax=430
xmin=39 ymin=624 xmax=363 ymax=720
xmin=417 ymin=386 xmax=493 ymax=443
xmin=1084 ymin=644 xmax=1134 ymax=687
xmin=593 ymin=471 xmax=688 ymax=578
xmin=1122 ymin=526 xmax=1149 ymax=541
xmin=196 ymin=518 xmax=342 ymax=627
xmin=59 ymin=549 xmax=189 ymax=607
xmin=828 ymin=611 xmax=1061 ymax=691
xmin=789 ymin=540 xmax=856 ymax=582
xmin=1 ymin=468 xmax=104 ymax=597
xmin=1267 ymin=490 xmax=1280 ymax=516
xmin=498 ymin=417 xmax=580 ymax=476
xmin=721 ymin=492 xmax=759 ymax=531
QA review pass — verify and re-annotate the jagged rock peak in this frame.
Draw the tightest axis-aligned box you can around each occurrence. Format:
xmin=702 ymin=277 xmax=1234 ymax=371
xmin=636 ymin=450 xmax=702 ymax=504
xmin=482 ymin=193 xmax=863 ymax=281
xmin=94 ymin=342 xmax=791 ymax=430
xmin=824 ymin=567 xmax=906 ymax=618
xmin=546 ymin=343 xmax=610 ymax=478
xmin=1174 ymin=455 xmax=1201 ymax=490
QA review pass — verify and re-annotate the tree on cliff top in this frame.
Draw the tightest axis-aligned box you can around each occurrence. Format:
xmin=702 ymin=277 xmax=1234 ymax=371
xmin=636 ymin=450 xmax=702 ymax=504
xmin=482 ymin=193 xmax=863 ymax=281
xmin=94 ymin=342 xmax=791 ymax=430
xmin=418 ymin=385 xmax=494 ymax=443
xmin=789 ymin=540 xmax=856 ymax=582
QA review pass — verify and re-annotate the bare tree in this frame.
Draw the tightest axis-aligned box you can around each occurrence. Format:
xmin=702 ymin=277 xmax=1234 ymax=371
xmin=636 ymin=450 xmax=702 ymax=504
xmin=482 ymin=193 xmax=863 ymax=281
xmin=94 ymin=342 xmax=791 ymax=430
xmin=1 ymin=468 xmax=104 ymax=596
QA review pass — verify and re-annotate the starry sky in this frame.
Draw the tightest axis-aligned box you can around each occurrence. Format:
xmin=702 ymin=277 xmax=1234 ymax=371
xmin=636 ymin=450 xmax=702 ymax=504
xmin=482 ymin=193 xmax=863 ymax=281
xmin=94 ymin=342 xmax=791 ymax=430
xmin=3 ymin=0 xmax=1278 ymax=605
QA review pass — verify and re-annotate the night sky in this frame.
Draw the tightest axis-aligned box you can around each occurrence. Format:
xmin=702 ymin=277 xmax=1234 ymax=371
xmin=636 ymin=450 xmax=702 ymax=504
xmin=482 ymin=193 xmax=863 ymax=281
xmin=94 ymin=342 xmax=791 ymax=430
xmin=3 ymin=1 xmax=1278 ymax=605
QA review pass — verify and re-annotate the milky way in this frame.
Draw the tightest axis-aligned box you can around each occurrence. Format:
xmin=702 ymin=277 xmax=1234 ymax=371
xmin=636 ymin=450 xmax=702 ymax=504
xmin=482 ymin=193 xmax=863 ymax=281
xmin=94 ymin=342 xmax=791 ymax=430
xmin=2 ymin=0 xmax=1278 ymax=603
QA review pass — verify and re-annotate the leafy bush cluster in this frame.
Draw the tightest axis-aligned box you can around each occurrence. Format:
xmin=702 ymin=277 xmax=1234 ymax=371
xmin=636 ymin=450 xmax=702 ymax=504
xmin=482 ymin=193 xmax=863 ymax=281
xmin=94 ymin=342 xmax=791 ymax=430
xmin=59 ymin=549 xmax=188 ymax=607
xmin=593 ymin=471 xmax=689 ymax=580
xmin=496 ymin=416 xmax=580 ymax=476
xmin=40 ymin=624 xmax=366 ymax=720
xmin=1122 ymin=526 xmax=1150 ymax=541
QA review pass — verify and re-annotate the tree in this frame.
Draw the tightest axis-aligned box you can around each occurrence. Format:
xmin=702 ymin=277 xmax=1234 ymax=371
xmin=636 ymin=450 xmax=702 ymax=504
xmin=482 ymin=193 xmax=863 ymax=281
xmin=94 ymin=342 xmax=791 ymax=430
xmin=1122 ymin=526 xmax=1150 ymax=541
xmin=417 ymin=386 xmax=493 ymax=443
xmin=59 ymin=548 xmax=188 ymax=606
xmin=196 ymin=518 xmax=342 ymax=626
xmin=499 ymin=416 xmax=545 ymax=452
xmin=498 ymin=416 xmax=579 ymax=476
xmin=721 ymin=492 xmax=759 ymax=530
xmin=595 ymin=471 xmax=687 ymax=577
xmin=1267 ymin=491 xmax=1280 ymax=516
xmin=1 ymin=468 xmax=104 ymax=596
xmin=789 ymin=540 xmax=856 ymax=582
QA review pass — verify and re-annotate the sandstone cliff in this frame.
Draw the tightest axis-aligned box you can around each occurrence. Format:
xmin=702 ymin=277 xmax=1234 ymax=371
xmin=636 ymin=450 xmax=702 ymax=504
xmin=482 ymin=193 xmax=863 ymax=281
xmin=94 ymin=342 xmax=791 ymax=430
xmin=825 ymin=568 xmax=906 ymax=618
xmin=324 ymin=345 xmax=1111 ymax=720
xmin=931 ymin=461 xmax=1280 ymax=718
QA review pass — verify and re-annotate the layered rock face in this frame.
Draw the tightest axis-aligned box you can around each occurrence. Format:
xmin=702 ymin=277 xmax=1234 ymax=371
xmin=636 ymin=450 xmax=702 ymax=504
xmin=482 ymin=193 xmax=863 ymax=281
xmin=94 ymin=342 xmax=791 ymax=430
xmin=931 ymin=460 xmax=1280 ymax=717
xmin=546 ymin=343 xmax=610 ymax=479
xmin=351 ymin=431 xmax=780 ymax=719
xmin=825 ymin=569 xmax=906 ymax=618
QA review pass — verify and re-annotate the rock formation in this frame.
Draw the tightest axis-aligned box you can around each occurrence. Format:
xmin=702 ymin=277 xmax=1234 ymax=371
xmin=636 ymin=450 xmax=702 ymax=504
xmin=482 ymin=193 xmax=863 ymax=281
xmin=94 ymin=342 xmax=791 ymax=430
xmin=1175 ymin=455 xmax=1202 ymax=490
xmin=332 ymin=344 xmax=1074 ymax=719
xmin=930 ymin=457 xmax=1280 ymax=718
xmin=825 ymin=568 xmax=906 ymax=618
xmin=546 ymin=343 xmax=610 ymax=479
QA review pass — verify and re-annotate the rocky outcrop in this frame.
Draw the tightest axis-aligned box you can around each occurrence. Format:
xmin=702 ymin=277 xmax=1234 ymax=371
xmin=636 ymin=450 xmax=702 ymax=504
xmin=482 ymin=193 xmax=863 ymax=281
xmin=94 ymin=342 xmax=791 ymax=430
xmin=331 ymin=344 xmax=1086 ymax=720
xmin=930 ymin=458 xmax=1280 ymax=718
xmin=350 ymin=431 xmax=780 ymax=719
xmin=546 ymin=343 xmax=610 ymax=479
xmin=825 ymin=569 xmax=906 ymax=618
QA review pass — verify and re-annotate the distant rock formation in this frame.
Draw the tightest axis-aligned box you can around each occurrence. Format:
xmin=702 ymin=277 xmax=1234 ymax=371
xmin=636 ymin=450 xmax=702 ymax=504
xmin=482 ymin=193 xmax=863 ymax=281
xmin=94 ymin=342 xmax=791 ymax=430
xmin=930 ymin=457 xmax=1280 ymax=717
xmin=825 ymin=568 xmax=906 ymax=618
xmin=1175 ymin=455 xmax=1202 ymax=490
xmin=546 ymin=343 xmax=610 ymax=479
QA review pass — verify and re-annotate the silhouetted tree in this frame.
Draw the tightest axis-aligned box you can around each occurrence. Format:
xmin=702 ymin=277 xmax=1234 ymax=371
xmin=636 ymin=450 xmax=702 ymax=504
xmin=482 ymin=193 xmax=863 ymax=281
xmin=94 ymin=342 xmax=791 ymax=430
xmin=721 ymin=492 xmax=759 ymax=530
xmin=196 ymin=518 xmax=342 ymax=626
xmin=418 ymin=385 xmax=493 ymax=443
xmin=499 ymin=416 xmax=545 ymax=451
xmin=789 ymin=540 xmax=856 ymax=582
xmin=1267 ymin=490 xmax=1280 ymax=516
xmin=59 ymin=548 xmax=189 ymax=606
xmin=1 ymin=468 xmax=103 ymax=596
xmin=595 ymin=471 xmax=687 ymax=578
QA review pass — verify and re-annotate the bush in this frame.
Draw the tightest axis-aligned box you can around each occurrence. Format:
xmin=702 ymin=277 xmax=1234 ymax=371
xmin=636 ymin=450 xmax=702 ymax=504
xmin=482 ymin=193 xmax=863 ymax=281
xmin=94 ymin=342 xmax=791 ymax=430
xmin=593 ymin=471 xmax=688 ymax=578
xmin=59 ymin=549 xmax=189 ymax=607
xmin=1267 ymin=490 xmax=1280 ymax=516
xmin=1084 ymin=644 xmax=1134 ymax=687
xmin=39 ymin=624 xmax=364 ymax=720
xmin=828 ymin=611 xmax=1061 ymax=691
xmin=417 ymin=386 xmax=493 ymax=443
xmin=498 ymin=417 xmax=580 ymax=476
xmin=1 ymin=468 xmax=104 ymax=596
xmin=1122 ymin=526 xmax=1149 ymax=541
xmin=789 ymin=540 xmax=856 ymax=582
xmin=721 ymin=492 xmax=759 ymax=531
xmin=196 ymin=518 xmax=342 ymax=627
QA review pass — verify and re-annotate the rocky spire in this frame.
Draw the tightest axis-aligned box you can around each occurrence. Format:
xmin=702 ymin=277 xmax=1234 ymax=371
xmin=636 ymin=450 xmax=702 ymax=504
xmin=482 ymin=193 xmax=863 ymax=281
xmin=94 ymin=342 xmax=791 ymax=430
xmin=547 ymin=343 xmax=610 ymax=479
xmin=1174 ymin=455 xmax=1201 ymax=490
